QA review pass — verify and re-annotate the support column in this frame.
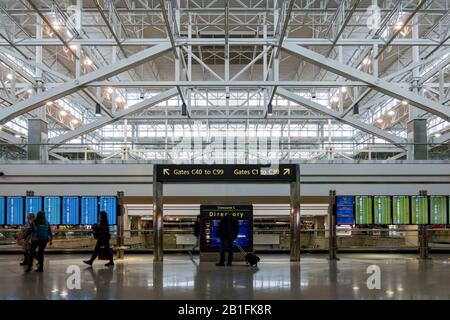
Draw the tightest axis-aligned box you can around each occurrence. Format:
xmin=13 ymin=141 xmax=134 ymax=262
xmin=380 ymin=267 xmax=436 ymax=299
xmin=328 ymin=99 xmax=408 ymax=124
xmin=407 ymin=118 xmax=428 ymax=160
xmin=407 ymin=16 xmax=427 ymax=160
xmin=116 ymin=191 xmax=125 ymax=259
xmin=27 ymin=118 xmax=48 ymax=160
xmin=28 ymin=15 xmax=48 ymax=161
xmin=153 ymin=166 xmax=164 ymax=261
xmin=328 ymin=190 xmax=339 ymax=260
xmin=290 ymin=164 xmax=301 ymax=262
xmin=419 ymin=189 xmax=429 ymax=259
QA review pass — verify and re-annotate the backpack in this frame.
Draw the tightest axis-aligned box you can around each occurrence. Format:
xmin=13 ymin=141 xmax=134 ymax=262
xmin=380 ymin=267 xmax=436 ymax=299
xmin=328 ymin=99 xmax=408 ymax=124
xmin=35 ymin=223 xmax=49 ymax=240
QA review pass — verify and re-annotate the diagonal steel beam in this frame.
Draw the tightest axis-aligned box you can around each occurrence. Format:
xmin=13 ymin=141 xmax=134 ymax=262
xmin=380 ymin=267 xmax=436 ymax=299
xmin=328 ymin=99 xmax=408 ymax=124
xmin=0 ymin=42 xmax=172 ymax=124
xmin=48 ymin=88 xmax=178 ymax=148
xmin=0 ymin=130 xmax=22 ymax=144
xmin=282 ymin=43 xmax=450 ymax=121
xmin=277 ymin=88 xmax=406 ymax=145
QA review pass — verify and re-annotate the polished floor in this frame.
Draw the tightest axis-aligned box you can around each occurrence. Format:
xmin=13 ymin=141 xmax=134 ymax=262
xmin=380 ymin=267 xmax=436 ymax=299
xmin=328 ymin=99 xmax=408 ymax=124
xmin=0 ymin=253 xmax=449 ymax=300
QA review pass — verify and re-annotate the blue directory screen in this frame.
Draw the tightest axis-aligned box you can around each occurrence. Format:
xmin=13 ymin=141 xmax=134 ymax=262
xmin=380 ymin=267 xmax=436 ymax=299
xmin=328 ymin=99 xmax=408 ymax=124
xmin=62 ymin=196 xmax=80 ymax=225
xmin=6 ymin=196 xmax=24 ymax=225
xmin=211 ymin=219 xmax=250 ymax=248
xmin=100 ymin=196 xmax=117 ymax=225
xmin=44 ymin=196 xmax=61 ymax=225
xmin=0 ymin=197 xmax=5 ymax=225
xmin=25 ymin=196 xmax=42 ymax=215
xmin=81 ymin=196 xmax=98 ymax=225
xmin=336 ymin=195 xmax=355 ymax=225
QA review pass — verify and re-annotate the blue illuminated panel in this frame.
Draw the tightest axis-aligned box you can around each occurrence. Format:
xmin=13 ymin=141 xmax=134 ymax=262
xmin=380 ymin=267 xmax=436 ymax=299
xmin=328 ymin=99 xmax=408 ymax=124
xmin=336 ymin=195 xmax=355 ymax=225
xmin=0 ymin=197 xmax=5 ymax=225
xmin=211 ymin=219 xmax=250 ymax=248
xmin=25 ymin=196 xmax=43 ymax=215
xmin=81 ymin=196 xmax=98 ymax=225
xmin=99 ymin=196 xmax=117 ymax=225
xmin=62 ymin=197 xmax=80 ymax=225
xmin=6 ymin=196 xmax=24 ymax=225
xmin=44 ymin=196 xmax=61 ymax=225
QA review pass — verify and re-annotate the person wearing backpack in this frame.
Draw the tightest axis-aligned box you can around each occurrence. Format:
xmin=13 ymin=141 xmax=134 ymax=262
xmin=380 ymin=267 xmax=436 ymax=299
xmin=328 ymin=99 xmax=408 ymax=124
xmin=189 ymin=215 xmax=201 ymax=256
xmin=26 ymin=211 xmax=52 ymax=273
xmin=83 ymin=211 xmax=114 ymax=267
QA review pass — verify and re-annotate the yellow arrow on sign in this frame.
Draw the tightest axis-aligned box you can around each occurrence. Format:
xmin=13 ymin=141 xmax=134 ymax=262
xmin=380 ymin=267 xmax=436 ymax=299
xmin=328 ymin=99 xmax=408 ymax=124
xmin=283 ymin=168 xmax=290 ymax=175
xmin=163 ymin=169 xmax=170 ymax=175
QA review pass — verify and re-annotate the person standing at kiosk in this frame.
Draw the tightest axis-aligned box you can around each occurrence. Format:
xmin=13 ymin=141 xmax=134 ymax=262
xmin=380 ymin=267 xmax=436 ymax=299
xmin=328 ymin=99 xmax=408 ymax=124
xmin=216 ymin=215 xmax=239 ymax=266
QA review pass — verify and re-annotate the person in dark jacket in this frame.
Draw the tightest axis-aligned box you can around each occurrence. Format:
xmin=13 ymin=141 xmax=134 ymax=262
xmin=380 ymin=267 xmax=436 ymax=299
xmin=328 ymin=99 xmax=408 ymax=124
xmin=26 ymin=211 xmax=52 ymax=273
xmin=216 ymin=215 xmax=239 ymax=266
xmin=83 ymin=211 xmax=114 ymax=267
xmin=19 ymin=213 xmax=35 ymax=266
xmin=190 ymin=215 xmax=201 ymax=255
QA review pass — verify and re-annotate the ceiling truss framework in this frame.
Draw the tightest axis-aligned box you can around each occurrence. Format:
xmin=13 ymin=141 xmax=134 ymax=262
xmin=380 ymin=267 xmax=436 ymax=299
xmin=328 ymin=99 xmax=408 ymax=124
xmin=0 ymin=0 xmax=449 ymax=162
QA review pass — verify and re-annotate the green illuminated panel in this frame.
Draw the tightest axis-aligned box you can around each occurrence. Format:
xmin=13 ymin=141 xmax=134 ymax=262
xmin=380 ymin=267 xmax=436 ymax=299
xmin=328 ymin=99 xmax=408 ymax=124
xmin=392 ymin=196 xmax=411 ymax=224
xmin=429 ymin=196 xmax=448 ymax=224
xmin=374 ymin=196 xmax=392 ymax=224
xmin=355 ymin=196 xmax=373 ymax=224
xmin=411 ymin=196 xmax=429 ymax=225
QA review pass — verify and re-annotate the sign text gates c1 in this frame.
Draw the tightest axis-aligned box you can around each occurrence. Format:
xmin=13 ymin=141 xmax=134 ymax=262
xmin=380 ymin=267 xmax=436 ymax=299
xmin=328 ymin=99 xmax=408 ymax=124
xmin=155 ymin=164 xmax=297 ymax=183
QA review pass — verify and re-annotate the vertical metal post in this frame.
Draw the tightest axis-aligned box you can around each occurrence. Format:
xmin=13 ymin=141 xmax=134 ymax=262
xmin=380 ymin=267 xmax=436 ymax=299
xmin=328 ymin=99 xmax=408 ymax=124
xmin=290 ymin=164 xmax=301 ymax=262
xmin=328 ymin=190 xmax=339 ymax=260
xmin=153 ymin=166 xmax=164 ymax=261
xmin=419 ymin=189 xmax=429 ymax=259
xmin=116 ymin=191 xmax=125 ymax=259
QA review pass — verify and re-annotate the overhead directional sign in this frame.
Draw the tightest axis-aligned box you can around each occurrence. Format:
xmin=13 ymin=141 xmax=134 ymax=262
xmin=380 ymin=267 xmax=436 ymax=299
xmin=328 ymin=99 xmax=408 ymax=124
xmin=155 ymin=164 xmax=297 ymax=183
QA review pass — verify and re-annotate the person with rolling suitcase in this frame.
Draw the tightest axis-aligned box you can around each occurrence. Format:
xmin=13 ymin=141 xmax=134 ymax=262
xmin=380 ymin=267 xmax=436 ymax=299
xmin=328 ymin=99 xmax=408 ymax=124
xmin=83 ymin=211 xmax=114 ymax=267
xmin=216 ymin=214 xmax=239 ymax=266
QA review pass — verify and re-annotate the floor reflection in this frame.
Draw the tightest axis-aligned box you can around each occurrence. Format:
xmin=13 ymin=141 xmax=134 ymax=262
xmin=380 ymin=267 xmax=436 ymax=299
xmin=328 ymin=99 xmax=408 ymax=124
xmin=1 ymin=253 xmax=450 ymax=300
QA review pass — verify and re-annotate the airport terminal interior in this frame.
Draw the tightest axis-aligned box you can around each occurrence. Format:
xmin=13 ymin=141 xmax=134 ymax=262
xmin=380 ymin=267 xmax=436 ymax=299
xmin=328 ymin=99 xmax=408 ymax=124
xmin=0 ymin=0 xmax=449 ymax=301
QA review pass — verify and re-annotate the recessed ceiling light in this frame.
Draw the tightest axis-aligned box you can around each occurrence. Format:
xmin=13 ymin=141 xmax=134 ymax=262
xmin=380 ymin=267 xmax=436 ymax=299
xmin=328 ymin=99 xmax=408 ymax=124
xmin=6 ymin=73 xmax=13 ymax=80
xmin=341 ymin=86 xmax=347 ymax=93
xmin=60 ymin=110 xmax=67 ymax=116
xmin=376 ymin=118 xmax=383 ymax=124
xmin=46 ymin=101 xmax=53 ymax=106
xmin=71 ymin=119 xmax=79 ymax=124
xmin=332 ymin=96 xmax=339 ymax=103
xmin=434 ymin=133 xmax=441 ymax=138
xmin=84 ymin=58 xmax=92 ymax=66
xmin=387 ymin=110 xmax=395 ymax=116
xmin=107 ymin=87 xmax=114 ymax=94
xmin=401 ymin=100 xmax=408 ymax=105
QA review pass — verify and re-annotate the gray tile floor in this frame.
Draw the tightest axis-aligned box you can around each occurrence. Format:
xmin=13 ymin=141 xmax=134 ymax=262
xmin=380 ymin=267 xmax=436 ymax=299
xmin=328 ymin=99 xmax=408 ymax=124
xmin=0 ymin=253 xmax=449 ymax=300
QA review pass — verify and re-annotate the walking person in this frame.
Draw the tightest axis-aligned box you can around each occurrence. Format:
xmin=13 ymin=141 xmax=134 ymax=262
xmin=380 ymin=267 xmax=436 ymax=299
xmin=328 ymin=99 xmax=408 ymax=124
xmin=26 ymin=211 xmax=52 ymax=273
xmin=83 ymin=211 xmax=114 ymax=267
xmin=216 ymin=215 xmax=239 ymax=266
xmin=189 ymin=215 xmax=201 ymax=256
xmin=19 ymin=213 xmax=35 ymax=266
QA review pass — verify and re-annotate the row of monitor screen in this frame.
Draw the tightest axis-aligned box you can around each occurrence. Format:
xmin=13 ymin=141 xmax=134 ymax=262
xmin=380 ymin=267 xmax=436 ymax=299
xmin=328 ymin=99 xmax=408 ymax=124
xmin=0 ymin=196 xmax=117 ymax=225
xmin=336 ymin=195 xmax=450 ymax=225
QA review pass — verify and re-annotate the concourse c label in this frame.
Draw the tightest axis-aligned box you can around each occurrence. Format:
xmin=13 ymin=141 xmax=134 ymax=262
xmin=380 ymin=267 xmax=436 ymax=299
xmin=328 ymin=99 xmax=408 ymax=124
xmin=155 ymin=164 xmax=297 ymax=183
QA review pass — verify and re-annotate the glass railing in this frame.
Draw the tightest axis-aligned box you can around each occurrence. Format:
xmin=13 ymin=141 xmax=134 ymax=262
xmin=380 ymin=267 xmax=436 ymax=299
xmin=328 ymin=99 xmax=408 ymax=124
xmin=0 ymin=142 xmax=449 ymax=161
xmin=1 ymin=227 xmax=449 ymax=252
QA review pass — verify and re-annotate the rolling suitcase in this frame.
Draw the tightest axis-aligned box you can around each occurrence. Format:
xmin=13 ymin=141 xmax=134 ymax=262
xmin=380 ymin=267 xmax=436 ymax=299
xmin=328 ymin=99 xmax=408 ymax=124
xmin=235 ymin=242 xmax=260 ymax=267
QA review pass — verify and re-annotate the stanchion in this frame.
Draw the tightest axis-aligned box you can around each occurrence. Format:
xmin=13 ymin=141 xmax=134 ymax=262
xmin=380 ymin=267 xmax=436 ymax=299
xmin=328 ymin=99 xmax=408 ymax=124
xmin=419 ymin=189 xmax=430 ymax=260
xmin=328 ymin=190 xmax=339 ymax=260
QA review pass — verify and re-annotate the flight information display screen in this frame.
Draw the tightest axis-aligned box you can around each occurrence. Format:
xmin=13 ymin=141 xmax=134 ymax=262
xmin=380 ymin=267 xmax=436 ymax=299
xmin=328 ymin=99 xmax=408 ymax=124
xmin=210 ymin=219 xmax=251 ymax=248
xmin=81 ymin=196 xmax=98 ymax=225
xmin=355 ymin=196 xmax=373 ymax=224
xmin=429 ymin=196 xmax=448 ymax=224
xmin=99 ymin=196 xmax=117 ymax=225
xmin=392 ymin=196 xmax=411 ymax=224
xmin=6 ymin=196 xmax=24 ymax=225
xmin=25 ymin=196 xmax=42 ymax=215
xmin=0 ymin=197 xmax=5 ymax=225
xmin=44 ymin=196 xmax=61 ymax=225
xmin=336 ymin=196 xmax=355 ymax=225
xmin=62 ymin=196 xmax=80 ymax=225
xmin=374 ymin=196 xmax=392 ymax=225
xmin=411 ymin=196 xmax=429 ymax=225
